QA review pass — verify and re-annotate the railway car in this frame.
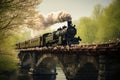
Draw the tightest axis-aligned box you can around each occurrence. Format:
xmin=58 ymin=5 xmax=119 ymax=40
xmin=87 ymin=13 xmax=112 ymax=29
xmin=29 ymin=37 xmax=41 ymax=48
xmin=19 ymin=42 xmax=26 ymax=49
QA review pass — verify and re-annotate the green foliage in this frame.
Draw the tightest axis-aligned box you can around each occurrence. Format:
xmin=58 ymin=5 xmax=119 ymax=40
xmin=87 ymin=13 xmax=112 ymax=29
xmin=0 ymin=31 xmax=18 ymax=72
xmin=95 ymin=0 xmax=120 ymax=42
xmin=0 ymin=55 xmax=17 ymax=72
xmin=0 ymin=0 xmax=42 ymax=75
xmin=76 ymin=0 xmax=120 ymax=44
xmin=76 ymin=17 xmax=97 ymax=44
xmin=92 ymin=4 xmax=104 ymax=20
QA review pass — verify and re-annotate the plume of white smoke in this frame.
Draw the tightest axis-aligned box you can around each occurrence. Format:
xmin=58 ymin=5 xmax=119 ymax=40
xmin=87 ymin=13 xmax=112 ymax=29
xmin=26 ymin=11 xmax=72 ymax=30
xmin=24 ymin=11 xmax=72 ymax=37
xmin=45 ymin=11 xmax=72 ymax=27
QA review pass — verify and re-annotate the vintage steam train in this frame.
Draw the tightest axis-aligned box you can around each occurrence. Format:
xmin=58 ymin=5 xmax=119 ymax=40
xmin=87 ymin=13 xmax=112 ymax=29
xmin=16 ymin=20 xmax=81 ymax=49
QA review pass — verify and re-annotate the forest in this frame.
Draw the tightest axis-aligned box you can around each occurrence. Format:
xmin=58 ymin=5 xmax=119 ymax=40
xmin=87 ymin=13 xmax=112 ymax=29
xmin=76 ymin=0 xmax=120 ymax=44
xmin=0 ymin=0 xmax=120 ymax=79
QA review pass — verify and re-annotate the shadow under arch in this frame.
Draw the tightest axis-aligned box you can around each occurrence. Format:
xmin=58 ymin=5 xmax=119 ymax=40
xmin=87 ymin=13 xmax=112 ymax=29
xmin=75 ymin=62 xmax=98 ymax=80
xmin=33 ymin=54 xmax=66 ymax=80
xmin=19 ymin=52 xmax=32 ymax=69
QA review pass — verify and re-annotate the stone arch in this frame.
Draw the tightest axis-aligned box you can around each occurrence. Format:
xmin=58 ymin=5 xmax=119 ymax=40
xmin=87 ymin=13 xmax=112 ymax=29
xmin=36 ymin=54 xmax=55 ymax=67
xmin=76 ymin=62 xmax=98 ymax=80
xmin=75 ymin=55 xmax=99 ymax=80
xmin=20 ymin=52 xmax=32 ymax=69
xmin=35 ymin=54 xmax=64 ymax=74
xmin=33 ymin=53 xmax=67 ymax=80
xmin=78 ymin=55 xmax=99 ymax=70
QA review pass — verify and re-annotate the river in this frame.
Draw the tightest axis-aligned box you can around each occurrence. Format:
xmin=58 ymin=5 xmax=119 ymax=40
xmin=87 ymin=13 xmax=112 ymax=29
xmin=17 ymin=67 xmax=66 ymax=80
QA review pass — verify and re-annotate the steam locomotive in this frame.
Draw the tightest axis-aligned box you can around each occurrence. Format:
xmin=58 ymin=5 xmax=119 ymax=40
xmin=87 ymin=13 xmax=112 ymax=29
xmin=16 ymin=20 xmax=81 ymax=49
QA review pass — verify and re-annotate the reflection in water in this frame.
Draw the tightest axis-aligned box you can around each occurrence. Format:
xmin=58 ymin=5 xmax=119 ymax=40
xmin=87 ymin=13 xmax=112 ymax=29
xmin=56 ymin=67 xmax=66 ymax=80
xmin=17 ymin=67 xmax=66 ymax=80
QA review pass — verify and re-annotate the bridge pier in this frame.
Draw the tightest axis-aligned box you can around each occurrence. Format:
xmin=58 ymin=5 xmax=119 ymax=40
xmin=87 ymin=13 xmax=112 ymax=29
xmin=98 ymin=55 xmax=106 ymax=80
xmin=29 ymin=52 xmax=38 ymax=73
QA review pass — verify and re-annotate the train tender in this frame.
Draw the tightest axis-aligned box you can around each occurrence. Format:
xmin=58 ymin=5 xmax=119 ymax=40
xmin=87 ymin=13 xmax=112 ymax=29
xmin=16 ymin=20 xmax=81 ymax=49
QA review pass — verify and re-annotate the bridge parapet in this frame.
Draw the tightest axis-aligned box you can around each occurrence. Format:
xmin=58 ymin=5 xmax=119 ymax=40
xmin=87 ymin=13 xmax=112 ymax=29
xmin=18 ymin=42 xmax=120 ymax=55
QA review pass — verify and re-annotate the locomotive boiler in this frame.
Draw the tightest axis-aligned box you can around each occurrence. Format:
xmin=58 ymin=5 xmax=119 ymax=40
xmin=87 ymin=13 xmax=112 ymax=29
xmin=16 ymin=20 xmax=81 ymax=49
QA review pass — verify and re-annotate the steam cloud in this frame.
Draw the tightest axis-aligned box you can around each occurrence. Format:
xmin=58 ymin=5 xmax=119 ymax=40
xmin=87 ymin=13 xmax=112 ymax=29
xmin=26 ymin=11 xmax=72 ymax=30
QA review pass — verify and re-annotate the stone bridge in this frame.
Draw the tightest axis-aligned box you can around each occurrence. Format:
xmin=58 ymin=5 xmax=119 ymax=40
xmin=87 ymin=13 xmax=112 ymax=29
xmin=18 ymin=42 xmax=120 ymax=80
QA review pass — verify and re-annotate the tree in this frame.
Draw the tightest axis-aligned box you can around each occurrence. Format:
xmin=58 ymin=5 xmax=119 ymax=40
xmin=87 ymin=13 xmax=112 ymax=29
xmin=0 ymin=0 xmax=42 ymax=78
xmin=95 ymin=0 xmax=120 ymax=42
xmin=92 ymin=4 xmax=104 ymax=20
xmin=76 ymin=17 xmax=97 ymax=44
xmin=0 ymin=0 xmax=42 ymax=32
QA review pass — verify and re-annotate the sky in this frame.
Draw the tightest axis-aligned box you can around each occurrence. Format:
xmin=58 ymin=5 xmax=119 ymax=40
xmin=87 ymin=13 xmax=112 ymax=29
xmin=37 ymin=0 xmax=112 ymax=20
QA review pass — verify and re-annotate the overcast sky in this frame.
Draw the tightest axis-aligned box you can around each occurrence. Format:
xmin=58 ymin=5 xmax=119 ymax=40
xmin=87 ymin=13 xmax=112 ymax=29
xmin=37 ymin=0 xmax=112 ymax=20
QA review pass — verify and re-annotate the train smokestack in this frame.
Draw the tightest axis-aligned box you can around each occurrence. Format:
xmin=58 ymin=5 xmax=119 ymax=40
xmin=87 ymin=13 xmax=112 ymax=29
xmin=67 ymin=20 xmax=72 ymax=28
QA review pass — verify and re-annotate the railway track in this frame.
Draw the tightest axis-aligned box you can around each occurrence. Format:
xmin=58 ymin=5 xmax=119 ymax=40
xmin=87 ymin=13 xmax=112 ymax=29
xmin=18 ymin=42 xmax=120 ymax=54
